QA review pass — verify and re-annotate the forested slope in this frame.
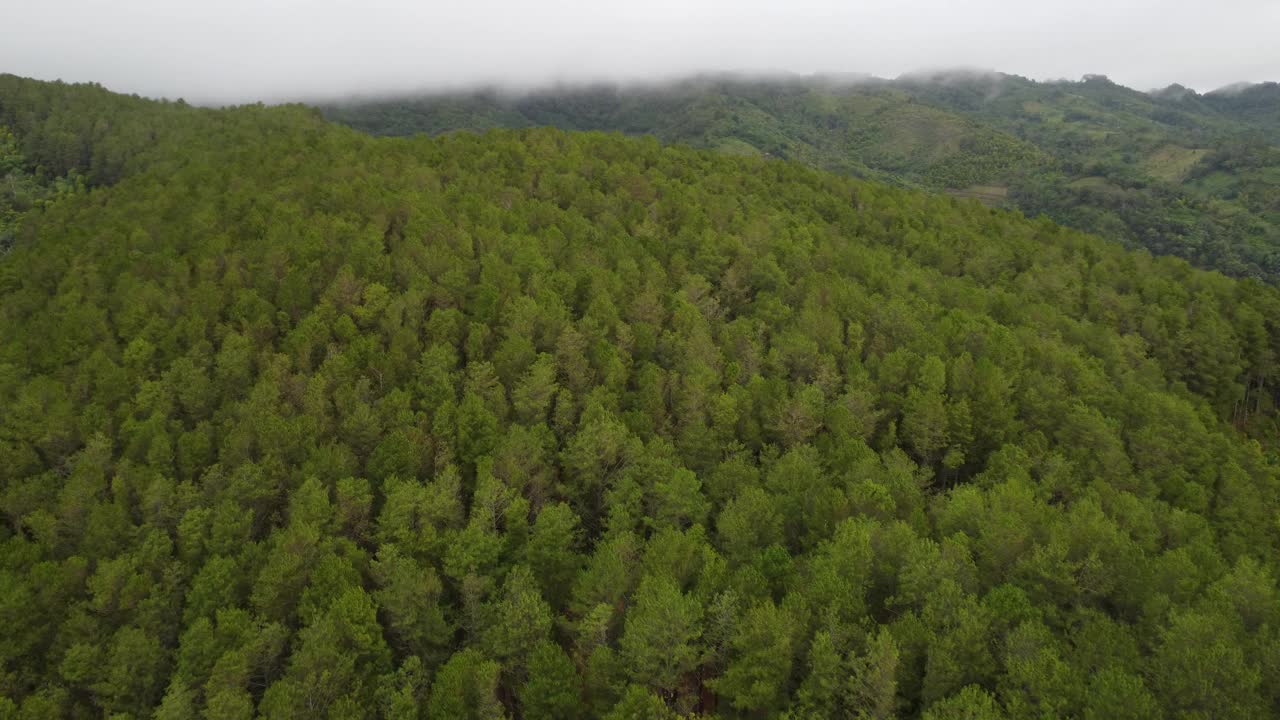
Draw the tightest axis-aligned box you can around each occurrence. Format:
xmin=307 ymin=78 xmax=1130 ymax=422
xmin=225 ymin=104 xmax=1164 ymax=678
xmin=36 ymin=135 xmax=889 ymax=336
xmin=322 ymin=78 xmax=1050 ymax=193
xmin=4 ymin=75 xmax=1280 ymax=718
xmin=321 ymin=73 xmax=1280 ymax=284
xmin=1203 ymin=82 xmax=1280 ymax=141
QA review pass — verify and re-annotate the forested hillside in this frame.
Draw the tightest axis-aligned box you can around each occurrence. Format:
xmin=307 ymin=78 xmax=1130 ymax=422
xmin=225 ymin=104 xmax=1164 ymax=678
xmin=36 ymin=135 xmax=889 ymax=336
xmin=0 ymin=128 xmax=79 ymax=253
xmin=322 ymin=73 xmax=1280 ymax=284
xmin=5 ymin=74 xmax=1280 ymax=718
xmin=1202 ymin=82 xmax=1280 ymax=141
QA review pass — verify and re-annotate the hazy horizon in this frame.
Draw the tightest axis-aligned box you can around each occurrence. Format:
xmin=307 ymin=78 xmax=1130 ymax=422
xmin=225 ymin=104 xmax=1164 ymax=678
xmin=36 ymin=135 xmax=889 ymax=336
xmin=3 ymin=66 xmax=1276 ymax=109
xmin=3 ymin=0 xmax=1278 ymax=105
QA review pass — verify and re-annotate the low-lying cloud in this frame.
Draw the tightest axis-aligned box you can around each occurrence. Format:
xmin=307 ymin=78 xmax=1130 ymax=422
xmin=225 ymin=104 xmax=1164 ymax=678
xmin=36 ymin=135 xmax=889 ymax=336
xmin=2 ymin=0 xmax=1277 ymax=105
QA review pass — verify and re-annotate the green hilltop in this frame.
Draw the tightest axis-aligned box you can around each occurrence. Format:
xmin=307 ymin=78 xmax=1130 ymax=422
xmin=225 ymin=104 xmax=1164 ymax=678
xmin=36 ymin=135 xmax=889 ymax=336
xmin=322 ymin=72 xmax=1280 ymax=283
xmin=3 ymin=73 xmax=1280 ymax=718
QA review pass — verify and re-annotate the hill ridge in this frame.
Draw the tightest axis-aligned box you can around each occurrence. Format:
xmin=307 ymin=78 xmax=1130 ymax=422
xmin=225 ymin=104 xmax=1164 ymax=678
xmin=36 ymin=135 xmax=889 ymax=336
xmin=3 ymin=74 xmax=1280 ymax=719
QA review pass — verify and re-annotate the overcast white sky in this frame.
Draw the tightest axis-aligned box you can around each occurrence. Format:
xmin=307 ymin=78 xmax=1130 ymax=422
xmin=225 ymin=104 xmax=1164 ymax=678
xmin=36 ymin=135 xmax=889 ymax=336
xmin=2 ymin=0 xmax=1277 ymax=104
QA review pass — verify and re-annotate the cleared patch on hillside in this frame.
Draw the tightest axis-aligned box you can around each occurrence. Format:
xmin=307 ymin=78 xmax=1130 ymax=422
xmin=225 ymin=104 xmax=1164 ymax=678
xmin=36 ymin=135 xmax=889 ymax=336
xmin=714 ymin=137 xmax=762 ymax=156
xmin=1021 ymin=100 xmax=1049 ymax=115
xmin=948 ymin=185 xmax=1009 ymax=205
xmin=1144 ymin=145 xmax=1210 ymax=183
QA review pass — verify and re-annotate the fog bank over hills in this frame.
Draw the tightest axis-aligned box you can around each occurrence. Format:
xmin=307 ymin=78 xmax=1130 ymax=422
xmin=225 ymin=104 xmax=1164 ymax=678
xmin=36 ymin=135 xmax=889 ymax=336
xmin=2 ymin=0 xmax=1277 ymax=103
xmin=317 ymin=69 xmax=1275 ymax=108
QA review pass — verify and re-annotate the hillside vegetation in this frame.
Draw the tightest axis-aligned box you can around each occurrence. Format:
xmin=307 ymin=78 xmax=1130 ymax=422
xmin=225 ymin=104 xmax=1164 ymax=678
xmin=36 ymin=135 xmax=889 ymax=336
xmin=4 ymin=74 xmax=1280 ymax=718
xmin=322 ymin=73 xmax=1280 ymax=284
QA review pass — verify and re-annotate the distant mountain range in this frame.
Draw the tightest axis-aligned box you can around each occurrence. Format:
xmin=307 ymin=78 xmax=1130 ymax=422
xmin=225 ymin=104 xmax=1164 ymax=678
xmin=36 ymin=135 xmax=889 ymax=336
xmin=320 ymin=72 xmax=1280 ymax=282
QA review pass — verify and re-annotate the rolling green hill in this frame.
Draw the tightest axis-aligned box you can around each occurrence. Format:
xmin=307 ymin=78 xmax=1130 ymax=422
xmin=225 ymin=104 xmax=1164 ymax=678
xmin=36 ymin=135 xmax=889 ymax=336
xmin=321 ymin=72 xmax=1280 ymax=284
xmin=4 ymin=73 xmax=1280 ymax=718
xmin=1203 ymin=82 xmax=1280 ymax=141
xmin=323 ymin=77 xmax=1052 ymax=192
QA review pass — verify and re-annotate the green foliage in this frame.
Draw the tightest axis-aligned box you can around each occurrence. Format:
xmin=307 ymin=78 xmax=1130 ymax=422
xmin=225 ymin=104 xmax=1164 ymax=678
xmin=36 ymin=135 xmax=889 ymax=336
xmin=425 ymin=648 xmax=506 ymax=720
xmin=711 ymin=600 xmax=794 ymax=714
xmin=922 ymin=685 xmax=1006 ymax=720
xmin=0 ymin=124 xmax=80 ymax=254
xmin=2 ymin=73 xmax=1280 ymax=719
xmin=322 ymin=73 xmax=1280 ymax=285
xmin=520 ymin=640 xmax=583 ymax=720
xmin=620 ymin=575 xmax=704 ymax=694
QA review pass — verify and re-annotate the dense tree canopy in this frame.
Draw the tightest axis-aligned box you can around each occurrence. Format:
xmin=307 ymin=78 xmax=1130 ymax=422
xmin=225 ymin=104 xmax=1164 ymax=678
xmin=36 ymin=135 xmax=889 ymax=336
xmin=3 ymin=74 xmax=1280 ymax=718
xmin=322 ymin=73 xmax=1280 ymax=285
